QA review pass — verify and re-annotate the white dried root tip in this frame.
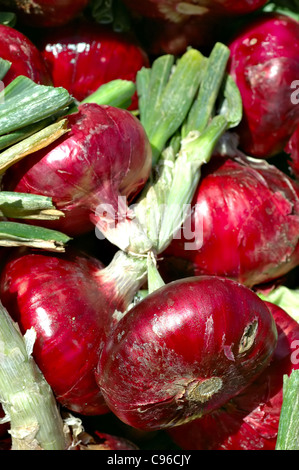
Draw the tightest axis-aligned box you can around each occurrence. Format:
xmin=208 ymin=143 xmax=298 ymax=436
xmin=63 ymin=414 xmax=85 ymax=450
xmin=10 ymin=422 xmax=42 ymax=451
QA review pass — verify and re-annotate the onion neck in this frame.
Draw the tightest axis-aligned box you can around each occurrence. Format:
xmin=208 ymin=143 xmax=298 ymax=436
xmin=68 ymin=78 xmax=136 ymax=113
xmin=95 ymin=249 xmax=148 ymax=332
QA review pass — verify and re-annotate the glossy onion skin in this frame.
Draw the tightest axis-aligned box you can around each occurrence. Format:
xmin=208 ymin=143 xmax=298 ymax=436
xmin=164 ymin=155 xmax=299 ymax=288
xmin=39 ymin=21 xmax=149 ymax=108
xmin=96 ymin=276 xmax=277 ymax=431
xmin=167 ymin=302 xmax=299 ymax=450
xmin=0 ymin=248 xmax=117 ymax=416
xmin=122 ymin=0 xmax=268 ymax=22
xmin=0 ymin=24 xmax=52 ymax=86
xmin=228 ymin=14 xmax=299 ymax=158
xmin=1 ymin=103 xmax=152 ymax=237
xmin=0 ymin=0 xmax=89 ymax=27
xmin=285 ymin=125 xmax=299 ymax=181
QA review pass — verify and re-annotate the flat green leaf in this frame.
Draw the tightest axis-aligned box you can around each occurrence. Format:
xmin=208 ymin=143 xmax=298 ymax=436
xmin=0 ymin=12 xmax=16 ymax=27
xmin=183 ymin=42 xmax=231 ymax=137
xmin=0 ymin=57 xmax=11 ymax=81
xmin=258 ymin=286 xmax=299 ymax=323
xmin=0 ymin=221 xmax=71 ymax=252
xmin=78 ymin=79 xmax=136 ymax=110
xmin=137 ymin=48 xmax=204 ymax=165
xmin=217 ymin=73 xmax=243 ymax=130
xmin=0 ymin=117 xmax=54 ymax=152
xmin=0 ymin=76 xmax=73 ymax=136
xmin=0 ymin=118 xmax=69 ymax=174
xmin=276 ymin=370 xmax=299 ymax=450
xmin=0 ymin=192 xmax=64 ymax=220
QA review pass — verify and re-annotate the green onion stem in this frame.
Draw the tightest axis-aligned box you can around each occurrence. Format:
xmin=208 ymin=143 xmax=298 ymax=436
xmin=0 ymin=302 xmax=67 ymax=450
xmin=276 ymin=370 xmax=299 ymax=450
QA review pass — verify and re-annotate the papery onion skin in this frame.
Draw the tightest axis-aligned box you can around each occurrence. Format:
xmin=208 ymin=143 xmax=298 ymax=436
xmin=0 ymin=0 xmax=89 ymax=27
xmin=164 ymin=155 xmax=299 ymax=288
xmin=0 ymin=248 xmax=120 ymax=416
xmin=285 ymin=125 xmax=299 ymax=181
xmin=96 ymin=276 xmax=277 ymax=431
xmin=227 ymin=13 xmax=299 ymax=158
xmin=1 ymin=103 xmax=152 ymax=237
xmin=39 ymin=20 xmax=149 ymax=109
xmin=167 ymin=302 xmax=299 ymax=450
xmin=0 ymin=24 xmax=52 ymax=86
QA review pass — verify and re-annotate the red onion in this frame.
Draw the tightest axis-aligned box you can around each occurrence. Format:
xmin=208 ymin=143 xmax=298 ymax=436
xmin=0 ymin=246 xmax=147 ymax=415
xmin=0 ymin=0 xmax=89 ymax=27
xmin=167 ymin=301 xmax=299 ymax=450
xmin=135 ymin=15 xmax=220 ymax=56
xmin=0 ymin=24 xmax=52 ymax=86
xmin=122 ymin=0 xmax=268 ymax=22
xmin=227 ymin=13 xmax=299 ymax=158
xmin=39 ymin=20 xmax=149 ymax=109
xmin=96 ymin=275 xmax=277 ymax=431
xmin=0 ymin=407 xmax=8 ymax=438
xmin=164 ymin=154 xmax=299 ymax=288
xmin=77 ymin=431 xmax=139 ymax=450
xmin=1 ymin=103 xmax=152 ymax=238
xmin=285 ymin=124 xmax=299 ymax=180
xmin=0 ymin=248 xmax=109 ymax=415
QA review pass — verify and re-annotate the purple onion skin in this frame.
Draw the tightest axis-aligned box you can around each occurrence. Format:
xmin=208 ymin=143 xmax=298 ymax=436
xmin=0 ymin=248 xmax=119 ymax=416
xmin=285 ymin=125 xmax=299 ymax=181
xmin=1 ymin=103 xmax=152 ymax=237
xmin=167 ymin=302 xmax=299 ymax=450
xmin=228 ymin=13 xmax=299 ymax=158
xmin=0 ymin=0 xmax=89 ymax=28
xmin=39 ymin=21 xmax=149 ymax=110
xmin=0 ymin=24 xmax=52 ymax=86
xmin=96 ymin=276 xmax=277 ymax=431
xmin=83 ymin=432 xmax=139 ymax=450
xmin=137 ymin=15 xmax=221 ymax=56
xmin=164 ymin=155 xmax=299 ymax=288
xmin=122 ymin=0 xmax=268 ymax=21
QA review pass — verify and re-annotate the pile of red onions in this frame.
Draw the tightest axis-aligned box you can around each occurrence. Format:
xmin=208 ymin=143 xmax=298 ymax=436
xmin=0 ymin=2 xmax=298 ymax=452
